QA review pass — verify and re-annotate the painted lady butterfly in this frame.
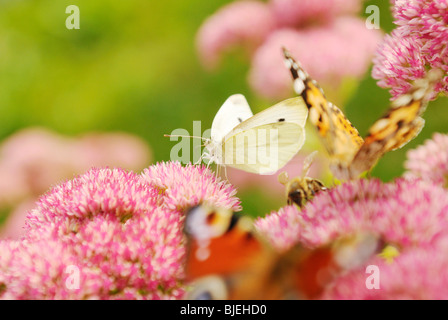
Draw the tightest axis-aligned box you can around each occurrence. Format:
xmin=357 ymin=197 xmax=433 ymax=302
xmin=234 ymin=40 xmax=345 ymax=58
xmin=283 ymin=48 xmax=442 ymax=181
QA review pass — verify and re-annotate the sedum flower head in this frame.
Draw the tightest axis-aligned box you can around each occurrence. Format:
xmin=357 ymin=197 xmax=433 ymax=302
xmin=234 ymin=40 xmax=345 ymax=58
xmin=254 ymin=205 xmax=302 ymax=252
xmin=372 ymin=28 xmax=427 ymax=98
xmin=322 ymin=246 xmax=448 ymax=299
xmin=1 ymin=162 xmax=241 ymax=299
xmin=141 ymin=161 xmax=241 ymax=212
xmin=404 ymin=133 xmax=448 ymax=187
xmin=256 ymin=179 xmax=448 ymax=251
xmin=25 ymin=167 xmax=158 ymax=240
xmin=0 ymin=239 xmax=113 ymax=300
xmin=373 ymin=0 xmax=448 ymax=99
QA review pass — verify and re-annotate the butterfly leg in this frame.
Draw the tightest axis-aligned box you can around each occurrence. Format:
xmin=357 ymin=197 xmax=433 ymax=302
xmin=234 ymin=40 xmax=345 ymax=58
xmin=224 ymin=166 xmax=228 ymax=181
xmin=195 ymin=154 xmax=204 ymax=166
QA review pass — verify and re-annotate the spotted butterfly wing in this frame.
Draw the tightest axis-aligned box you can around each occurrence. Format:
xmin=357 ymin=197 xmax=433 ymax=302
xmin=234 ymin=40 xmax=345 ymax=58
xmin=283 ymin=48 xmax=441 ymax=180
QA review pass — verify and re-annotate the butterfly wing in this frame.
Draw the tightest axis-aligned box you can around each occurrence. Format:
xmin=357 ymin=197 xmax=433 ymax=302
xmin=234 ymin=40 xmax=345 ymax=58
xmin=219 ymin=97 xmax=308 ymax=175
xmin=227 ymin=96 xmax=308 ymax=135
xmin=283 ymin=48 xmax=442 ymax=180
xmin=348 ymin=70 xmax=442 ymax=179
xmin=183 ymin=205 xmax=265 ymax=299
xmin=283 ymin=49 xmax=363 ymax=168
xmin=348 ymin=104 xmax=425 ymax=179
xmin=210 ymin=94 xmax=254 ymax=143
xmin=184 ymin=205 xmax=263 ymax=280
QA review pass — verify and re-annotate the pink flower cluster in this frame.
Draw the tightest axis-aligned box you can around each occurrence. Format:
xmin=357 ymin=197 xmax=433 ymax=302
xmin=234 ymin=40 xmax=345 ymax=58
xmin=197 ymin=0 xmax=382 ymax=99
xmin=0 ymin=127 xmax=152 ymax=239
xmin=404 ymin=132 xmax=448 ymax=188
xmin=256 ymin=178 xmax=448 ymax=250
xmin=255 ymin=172 xmax=448 ymax=298
xmin=373 ymin=0 xmax=448 ymax=99
xmin=2 ymin=132 xmax=448 ymax=299
xmin=0 ymin=163 xmax=240 ymax=299
xmin=322 ymin=246 xmax=448 ymax=299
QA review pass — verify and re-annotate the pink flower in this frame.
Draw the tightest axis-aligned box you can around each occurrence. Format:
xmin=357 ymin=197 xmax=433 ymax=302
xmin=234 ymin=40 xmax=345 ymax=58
xmin=302 ymin=179 xmax=448 ymax=248
xmin=1 ymin=162 xmax=243 ymax=299
xmin=14 ymin=168 xmax=186 ymax=299
xmin=249 ymin=18 xmax=383 ymax=99
xmin=394 ymin=0 xmax=448 ymax=47
xmin=0 ymin=200 xmax=35 ymax=240
xmin=73 ymin=132 xmax=152 ymax=174
xmin=271 ymin=0 xmax=362 ymax=28
xmin=141 ymin=161 xmax=241 ymax=212
xmin=373 ymin=0 xmax=448 ymax=99
xmin=256 ymin=179 xmax=448 ymax=250
xmin=25 ymin=168 xmax=158 ymax=239
xmin=196 ymin=1 xmax=276 ymax=69
xmin=197 ymin=0 xmax=382 ymax=99
xmin=404 ymin=133 xmax=448 ymax=187
xmin=0 ymin=128 xmax=151 ymax=203
xmin=0 ymin=128 xmax=152 ymax=239
xmin=254 ymin=205 xmax=302 ymax=252
xmin=0 ymin=239 xmax=117 ymax=300
xmin=322 ymin=246 xmax=448 ymax=299
xmin=372 ymin=28 xmax=427 ymax=98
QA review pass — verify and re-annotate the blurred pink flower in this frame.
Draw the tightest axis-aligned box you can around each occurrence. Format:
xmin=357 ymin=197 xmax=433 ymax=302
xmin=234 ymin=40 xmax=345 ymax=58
xmin=74 ymin=132 xmax=152 ymax=174
xmin=141 ymin=161 xmax=241 ymax=212
xmin=0 ymin=127 xmax=152 ymax=239
xmin=404 ymin=133 xmax=448 ymax=187
xmin=196 ymin=1 xmax=276 ymax=69
xmin=322 ymin=246 xmax=448 ymax=299
xmin=271 ymin=0 xmax=362 ymax=28
xmin=0 ymin=128 xmax=151 ymax=205
xmin=254 ymin=205 xmax=302 ymax=252
xmin=0 ymin=240 xmax=110 ymax=300
xmin=1 ymin=162 xmax=242 ymax=299
xmin=373 ymin=0 xmax=448 ymax=99
xmin=249 ymin=18 xmax=383 ymax=99
xmin=0 ymin=200 xmax=35 ymax=240
xmin=256 ymin=179 xmax=448 ymax=251
xmin=197 ymin=0 xmax=382 ymax=99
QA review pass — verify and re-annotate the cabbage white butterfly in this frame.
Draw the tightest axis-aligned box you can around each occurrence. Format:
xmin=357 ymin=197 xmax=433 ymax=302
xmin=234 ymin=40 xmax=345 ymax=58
xmin=202 ymin=94 xmax=308 ymax=175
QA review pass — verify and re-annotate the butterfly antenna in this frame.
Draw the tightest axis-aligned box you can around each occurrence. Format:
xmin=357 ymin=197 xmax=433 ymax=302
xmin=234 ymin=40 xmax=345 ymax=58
xmin=164 ymin=134 xmax=210 ymax=142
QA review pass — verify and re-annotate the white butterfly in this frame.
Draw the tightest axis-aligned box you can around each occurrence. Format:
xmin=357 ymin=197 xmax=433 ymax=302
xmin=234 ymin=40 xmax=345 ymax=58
xmin=202 ymin=94 xmax=308 ymax=175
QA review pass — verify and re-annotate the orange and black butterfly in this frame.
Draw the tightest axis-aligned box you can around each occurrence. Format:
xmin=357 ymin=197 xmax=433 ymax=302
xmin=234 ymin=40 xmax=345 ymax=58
xmin=183 ymin=204 xmax=382 ymax=300
xmin=283 ymin=48 xmax=442 ymax=181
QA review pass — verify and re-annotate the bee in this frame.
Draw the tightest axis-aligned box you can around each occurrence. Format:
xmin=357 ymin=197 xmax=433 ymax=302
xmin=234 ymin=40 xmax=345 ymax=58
xmin=278 ymin=151 xmax=327 ymax=208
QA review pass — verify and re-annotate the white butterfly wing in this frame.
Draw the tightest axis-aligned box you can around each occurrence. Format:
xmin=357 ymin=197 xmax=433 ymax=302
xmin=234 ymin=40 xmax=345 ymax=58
xmin=222 ymin=123 xmax=306 ymax=174
xmin=210 ymin=94 xmax=254 ymax=142
xmin=224 ymin=97 xmax=308 ymax=137
xmin=219 ymin=97 xmax=309 ymax=175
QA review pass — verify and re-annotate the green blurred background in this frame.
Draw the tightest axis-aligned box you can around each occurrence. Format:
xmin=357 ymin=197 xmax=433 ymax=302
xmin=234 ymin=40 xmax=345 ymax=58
xmin=0 ymin=0 xmax=446 ymax=220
